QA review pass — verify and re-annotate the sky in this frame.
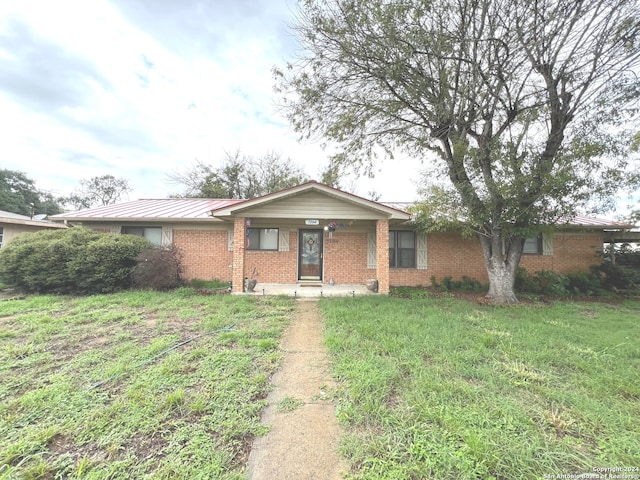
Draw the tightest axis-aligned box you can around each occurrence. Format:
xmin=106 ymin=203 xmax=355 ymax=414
xmin=0 ymin=0 xmax=423 ymax=204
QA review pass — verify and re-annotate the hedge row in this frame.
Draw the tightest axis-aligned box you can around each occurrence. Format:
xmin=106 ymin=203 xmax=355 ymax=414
xmin=0 ymin=228 xmax=153 ymax=294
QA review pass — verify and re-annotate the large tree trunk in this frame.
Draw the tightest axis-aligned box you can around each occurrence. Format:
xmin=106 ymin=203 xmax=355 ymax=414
xmin=479 ymin=229 xmax=523 ymax=304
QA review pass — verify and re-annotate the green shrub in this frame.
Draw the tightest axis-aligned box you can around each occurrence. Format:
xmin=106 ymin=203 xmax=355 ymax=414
xmin=132 ymin=247 xmax=183 ymax=290
xmin=515 ymin=268 xmax=569 ymax=296
xmin=566 ymin=270 xmax=603 ymax=296
xmin=0 ymin=228 xmax=152 ymax=294
xmin=534 ymin=270 xmax=569 ymax=296
xmin=430 ymin=275 xmax=488 ymax=293
xmin=593 ymin=262 xmax=639 ymax=291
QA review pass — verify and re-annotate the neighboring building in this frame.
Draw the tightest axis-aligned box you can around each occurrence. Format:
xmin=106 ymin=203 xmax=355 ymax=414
xmin=0 ymin=210 xmax=67 ymax=248
xmin=50 ymin=181 xmax=632 ymax=294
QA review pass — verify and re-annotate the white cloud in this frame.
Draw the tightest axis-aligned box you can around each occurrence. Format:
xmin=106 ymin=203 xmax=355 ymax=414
xmin=0 ymin=0 xmax=421 ymax=205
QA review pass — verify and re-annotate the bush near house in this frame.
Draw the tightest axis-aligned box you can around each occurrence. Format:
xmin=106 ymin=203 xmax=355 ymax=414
xmin=600 ymin=244 xmax=640 ymax=291
xmin=0 ymin=228 xmax=152 ymax=294
xmin=132 ymin=246 xmax=183 ymax=291
xmin=515 ymin=262 xmax=640 ymax=298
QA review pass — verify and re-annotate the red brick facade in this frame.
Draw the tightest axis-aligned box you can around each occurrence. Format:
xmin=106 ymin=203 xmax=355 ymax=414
xmin=54 ymin=182 xmax=619 ymax=293
xmin=324 ymin=231 xmax=370 ymax=284
xmin=173 ymin=229 xmax=233 ymax=281
xmin=519 ymin=232 xmax=603 ymax=275
xmin=173 ymin=227 xmax=603 ymax=290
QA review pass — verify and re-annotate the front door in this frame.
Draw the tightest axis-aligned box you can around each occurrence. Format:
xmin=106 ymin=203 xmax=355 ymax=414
xmin=298 ymin=229 xmax=323 ymax=281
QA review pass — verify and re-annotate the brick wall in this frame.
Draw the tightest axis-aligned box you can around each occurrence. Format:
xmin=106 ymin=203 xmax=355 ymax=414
xmin=168 ymin=227 xmax=604 ymax=288
xmin=173 ymin=229 xmax=233 ymax=282
xmin=390 ymin=232 xmax=603 ymax=286
xmin=324 ymin=231 xmax=370 ymax=284
xmin=520 ymin=232 xmax=602 ymax=274
xmin=245 ymin=230 xmax=299 ymax=283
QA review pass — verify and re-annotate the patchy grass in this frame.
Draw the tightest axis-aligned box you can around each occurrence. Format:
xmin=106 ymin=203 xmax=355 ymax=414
xmin=276 ymin=397 xmax=305 ymax=413
xmin=320 ymin=296 xmax=640 ymax=480
xmin=0 ymin=289 xmax=294 ymax=479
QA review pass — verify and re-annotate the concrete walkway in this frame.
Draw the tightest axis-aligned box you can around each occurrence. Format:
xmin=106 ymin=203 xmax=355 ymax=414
xmin=247 ymin=300 xmax=347 ymax=479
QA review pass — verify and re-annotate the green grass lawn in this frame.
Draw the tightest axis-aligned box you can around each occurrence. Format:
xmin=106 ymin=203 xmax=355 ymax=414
xmin=320 ymin=296 xmax=640 ymax=480
xmin=0 ymin=290 xmax=294 ymax=479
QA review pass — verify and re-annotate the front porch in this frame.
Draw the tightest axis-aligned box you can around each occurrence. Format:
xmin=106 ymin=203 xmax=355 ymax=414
xmin=237 ymin=282 xmax=377 ymax=298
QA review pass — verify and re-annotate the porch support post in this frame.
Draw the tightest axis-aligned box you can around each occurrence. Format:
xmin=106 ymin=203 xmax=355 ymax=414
xmin=376 ymin=219 xmax=390 ymax=294
xmin=232 ymin=217 xmax=246 ymax=293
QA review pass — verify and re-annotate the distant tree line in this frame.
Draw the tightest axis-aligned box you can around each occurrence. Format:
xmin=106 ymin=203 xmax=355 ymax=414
xmin=0 ymin=169 xmax=132 ymax=216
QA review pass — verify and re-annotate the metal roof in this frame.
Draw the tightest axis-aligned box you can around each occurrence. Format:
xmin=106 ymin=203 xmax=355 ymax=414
xmin=0 ymin=210 xmax=32 ymax=220
xmin=51 ymin=198 xmax=243 ymax=222
xmin=49 ymin=197 xmax=633 ymax=229
xmin=568 ymin=215 xmax=632 ymax=228
xmin=1 ymin=210 xmax=67 ymax=228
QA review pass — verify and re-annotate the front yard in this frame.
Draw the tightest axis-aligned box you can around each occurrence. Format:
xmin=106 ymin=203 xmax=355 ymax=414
xmin=321 ymin=296 xmax=640 ymax=479
xmin=1 ymin=291 xmax=638 ymax=479
xmin=0 ymin=290 xmax=294 ymax=479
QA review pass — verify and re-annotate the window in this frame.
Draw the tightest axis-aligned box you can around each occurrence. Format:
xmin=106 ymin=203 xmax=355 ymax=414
xmin=389 ymin=231 xmax=416 ymax=268
xmin=522 ymin=234 xmax=542 ymax=255
xmin=121 ymin=226 xmax=162 ymax=246
xmin=247 ymin=228 xmax=278 ymax=251
xmin=0 ymin=227 xmax=3 ymax=248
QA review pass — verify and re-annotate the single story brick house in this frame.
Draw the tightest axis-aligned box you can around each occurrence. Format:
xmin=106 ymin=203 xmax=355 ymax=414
xmin=0 ymin=210 xmax=67 ymax=249
xmin=51 ymin=181 xmax=630 ymax=293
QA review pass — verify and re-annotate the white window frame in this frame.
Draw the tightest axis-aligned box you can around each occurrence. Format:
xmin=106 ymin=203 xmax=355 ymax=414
xmin=389 ymin=230 xmax=416 ymax=268
xmin=121 ymin=226 xmax=163 ymax=246
xmin=247 ymin=228 xmax=279 ymax=251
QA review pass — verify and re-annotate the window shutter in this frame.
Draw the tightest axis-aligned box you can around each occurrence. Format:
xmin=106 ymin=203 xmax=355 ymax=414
xmin=417 ymin=234 xmax=428 ymax=270
xmin=109 ymin=225 xmax=121 ymax=235
xmin=367 ymin=232 xmax=377 ymax=269
xmin=228 ymin=229 xmax=234 ymax=251
xmin=161 ymin=226 xmax=173 ymax=248
xmin=542 ymin=233 xmax=554 ymax=256
xmin=279 ymin=229 xmax=289 ymax=252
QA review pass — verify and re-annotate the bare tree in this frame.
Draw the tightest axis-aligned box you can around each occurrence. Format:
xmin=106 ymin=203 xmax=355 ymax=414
xmin=276 ymin=0 xmax=640 ymax=303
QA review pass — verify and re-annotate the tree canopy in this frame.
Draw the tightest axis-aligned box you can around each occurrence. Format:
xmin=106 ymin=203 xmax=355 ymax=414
xmin=276 ymin=0 xmax=640 ymax=302
xmin=0 ymin=169 xmax=64 ymax=216
xmin=169 ymin=151 xmax=308 ymax=199
xmin=63 ymin=175 xmax=132 ymax=209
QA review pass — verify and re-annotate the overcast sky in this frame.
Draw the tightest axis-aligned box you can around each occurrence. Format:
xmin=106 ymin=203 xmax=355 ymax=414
xmin=0 ymin=0 xmax=422 ymax=204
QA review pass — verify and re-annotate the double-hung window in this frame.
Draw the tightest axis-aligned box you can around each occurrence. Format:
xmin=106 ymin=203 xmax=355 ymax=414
xmin=0 ymin=227 xmax=3 ymax=248
xmin=121 ymin=226 xmax=162 ymax=246
xmin=247 ymin=228 xmax=278 ymax=251
xmin=389 ymin=231 xmax=416 ymax=268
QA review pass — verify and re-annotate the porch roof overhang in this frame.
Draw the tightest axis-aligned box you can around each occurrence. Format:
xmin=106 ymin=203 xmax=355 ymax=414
xmin=210 ymin=181 xmax=412 ymax=223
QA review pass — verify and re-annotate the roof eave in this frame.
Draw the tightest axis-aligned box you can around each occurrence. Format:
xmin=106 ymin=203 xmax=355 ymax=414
xmin=1 ymin=217 xmax=67 ymax=228
xmin=51 ymin=217 xmax=227 ymax=224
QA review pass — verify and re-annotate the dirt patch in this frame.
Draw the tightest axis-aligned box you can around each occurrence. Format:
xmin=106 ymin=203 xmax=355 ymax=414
xmin=247 ymin=300 xmax=348 ymax=479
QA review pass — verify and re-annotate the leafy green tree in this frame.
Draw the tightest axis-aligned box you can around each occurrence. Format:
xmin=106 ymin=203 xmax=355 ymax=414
xmin=276 ymin=0 xmax=640 ymax=303
xmin=0 ymin=169 xmax=63 ymax=216
xmin=63 ymin=175 xmax=132 ymax=209
xmin=169 ymin=151 xmax=308 ymax=199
